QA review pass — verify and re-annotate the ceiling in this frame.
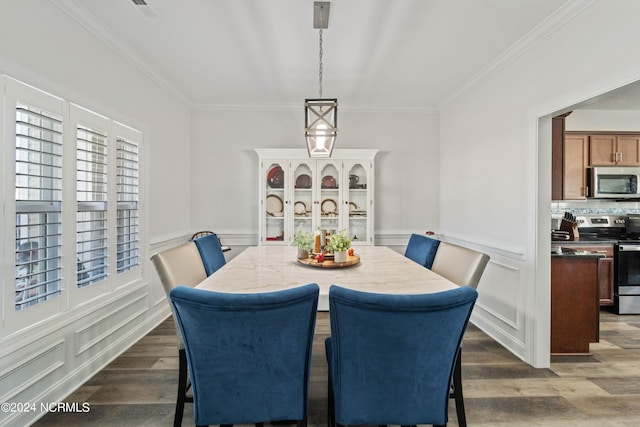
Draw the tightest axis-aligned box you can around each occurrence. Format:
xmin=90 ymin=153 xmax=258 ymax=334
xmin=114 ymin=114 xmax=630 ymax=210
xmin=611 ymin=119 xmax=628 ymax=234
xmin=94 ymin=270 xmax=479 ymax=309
xmin=572 ymin=80 xmax=640 ymax=111
xmin=56 ymin=0 xmax=576 ymax=111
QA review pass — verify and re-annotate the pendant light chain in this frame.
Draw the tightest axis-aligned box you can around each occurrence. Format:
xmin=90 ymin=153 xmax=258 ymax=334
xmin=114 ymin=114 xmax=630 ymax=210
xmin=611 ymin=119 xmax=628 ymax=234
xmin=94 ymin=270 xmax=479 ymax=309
xmin=318 ymin=28 xmax=324 ymax=99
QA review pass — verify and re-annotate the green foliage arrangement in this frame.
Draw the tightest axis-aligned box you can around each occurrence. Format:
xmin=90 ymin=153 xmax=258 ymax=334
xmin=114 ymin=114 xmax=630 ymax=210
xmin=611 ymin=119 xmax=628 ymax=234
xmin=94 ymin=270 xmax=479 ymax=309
xmin=326 ymin=229 xmax=352 ymax=252
xmin=292 ymin=228 xmax=314 ymax=252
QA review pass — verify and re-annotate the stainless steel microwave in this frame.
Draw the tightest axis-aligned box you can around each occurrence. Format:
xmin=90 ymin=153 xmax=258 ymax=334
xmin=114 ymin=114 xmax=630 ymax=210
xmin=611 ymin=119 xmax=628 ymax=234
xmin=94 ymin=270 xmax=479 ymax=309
xmin=589 ymin=166 xmax=640 ymax=198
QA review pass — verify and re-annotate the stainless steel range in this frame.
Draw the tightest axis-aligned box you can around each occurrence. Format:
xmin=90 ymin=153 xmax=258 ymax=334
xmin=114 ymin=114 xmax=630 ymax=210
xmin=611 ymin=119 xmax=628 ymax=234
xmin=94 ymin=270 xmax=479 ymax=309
xmin=574 ymin=214 xmax=626 ymax=241
xmin=572 ymin=214 xmax=640 ymax=314
xmin=614 ymin=243 xmax=640 ymax=314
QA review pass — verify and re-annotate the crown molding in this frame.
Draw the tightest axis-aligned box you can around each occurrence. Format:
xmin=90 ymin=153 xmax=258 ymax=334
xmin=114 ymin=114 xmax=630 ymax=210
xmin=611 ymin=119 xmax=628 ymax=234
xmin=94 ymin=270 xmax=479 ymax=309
xmin=190 ymin=102 xmax=438 ymax=114
xmin=437 ymin=0 xmax=597 ymax=110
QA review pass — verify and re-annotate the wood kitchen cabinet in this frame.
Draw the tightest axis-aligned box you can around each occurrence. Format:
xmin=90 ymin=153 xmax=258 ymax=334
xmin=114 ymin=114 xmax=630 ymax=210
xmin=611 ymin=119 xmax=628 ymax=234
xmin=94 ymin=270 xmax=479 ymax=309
xmin=551 ymin=255 xmax=600 ymax=354
xmin=567 ymin=244 xmax=614 ymax=306
xmin=563 ymin=134 xmax=589 ymax=199
xmin=551 ymin=115 xmax=566 ymax=200
xmin=555 ymin=131 xmax=640 ymax=200
xmin=590 ymin=134 xmax=640 ymax=166
xmin=551 ymin=114 xmax=588 ymax=201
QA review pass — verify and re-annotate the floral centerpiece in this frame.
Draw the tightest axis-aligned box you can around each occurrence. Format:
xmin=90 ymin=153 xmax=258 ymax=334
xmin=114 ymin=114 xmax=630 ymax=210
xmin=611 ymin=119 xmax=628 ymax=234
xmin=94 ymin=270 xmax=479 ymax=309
xmin=326 ymin=229 xmax=352 ymax=262
xmin=292 ymin=228 xmax=314 ymax=259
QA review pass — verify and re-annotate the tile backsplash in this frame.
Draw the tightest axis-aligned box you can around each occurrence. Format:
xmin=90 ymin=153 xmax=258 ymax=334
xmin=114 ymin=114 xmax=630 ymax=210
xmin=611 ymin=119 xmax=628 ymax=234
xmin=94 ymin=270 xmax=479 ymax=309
xmin=551 ymin=200 xmax=640 ymax=217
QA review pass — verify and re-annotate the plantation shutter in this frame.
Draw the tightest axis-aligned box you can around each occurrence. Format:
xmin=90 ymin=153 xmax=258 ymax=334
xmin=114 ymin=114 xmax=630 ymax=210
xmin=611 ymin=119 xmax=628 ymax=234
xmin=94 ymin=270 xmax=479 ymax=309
xmin=14 ymin=103 xmax=63 ymax=311
xmin=116 ymin=134 xmax=139 ymax=273
xmin=76 ymin=124 xmax=108 ymax=287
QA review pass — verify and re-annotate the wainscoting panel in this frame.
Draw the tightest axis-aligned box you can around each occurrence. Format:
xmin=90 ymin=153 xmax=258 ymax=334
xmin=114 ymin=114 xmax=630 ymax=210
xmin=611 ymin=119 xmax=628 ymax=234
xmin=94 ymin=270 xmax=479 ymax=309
xmin=475 ymin=260 xmax=520 ymax=330
xmin=0 ymin=339 xmax=65 ymax=405
xmin=74 ymin=294 xmax=148 ymax=356
xmin=0 ymin=284 xmax=163 ymax=427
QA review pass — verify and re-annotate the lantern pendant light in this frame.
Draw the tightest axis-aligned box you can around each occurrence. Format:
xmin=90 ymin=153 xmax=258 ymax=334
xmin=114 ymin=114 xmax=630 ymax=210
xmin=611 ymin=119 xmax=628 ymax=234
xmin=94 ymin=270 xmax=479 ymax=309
xmin=305 ymin=2 xmax=338 ymax=158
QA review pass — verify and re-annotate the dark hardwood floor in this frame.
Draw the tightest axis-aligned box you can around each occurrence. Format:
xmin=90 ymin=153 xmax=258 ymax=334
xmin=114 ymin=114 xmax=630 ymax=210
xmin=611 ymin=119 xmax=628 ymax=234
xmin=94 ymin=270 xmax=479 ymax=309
xmin=35 ymin=310 xmax=640 ymax=426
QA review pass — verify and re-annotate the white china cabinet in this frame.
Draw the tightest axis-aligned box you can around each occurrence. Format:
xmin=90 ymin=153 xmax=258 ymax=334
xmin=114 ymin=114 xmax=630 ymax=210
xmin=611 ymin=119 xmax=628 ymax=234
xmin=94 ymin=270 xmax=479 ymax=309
xmin=255 ymin=149 xmax=378 ymax=246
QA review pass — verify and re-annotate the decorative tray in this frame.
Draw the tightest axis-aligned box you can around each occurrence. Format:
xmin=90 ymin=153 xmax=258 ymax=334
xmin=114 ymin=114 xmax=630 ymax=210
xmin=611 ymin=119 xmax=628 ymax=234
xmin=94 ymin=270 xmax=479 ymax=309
xmin=297 ymin=254 xmax=360 ymax=268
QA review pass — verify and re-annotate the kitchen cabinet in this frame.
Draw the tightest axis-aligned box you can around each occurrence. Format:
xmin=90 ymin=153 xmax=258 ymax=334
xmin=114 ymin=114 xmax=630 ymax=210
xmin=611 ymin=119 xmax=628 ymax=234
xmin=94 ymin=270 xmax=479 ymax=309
xmin=551 ymin=115 xmax=566 ymax=200
xmin=255 ymin=149 xmax=378 ymax=246
xmin=565 ymin=244 xmax=614 ymax=306
xmin=551 ymin=255 xmax=600 ymax=354
xmin=555 ymin=131 xmax=640 ymax=200
xmin=563 ymin=134 xmax=589 ymax=199
xmin=551 ymin=114 xmax=588 ymax=201
xmin=590 ymin=134 xmax=640 ymax=166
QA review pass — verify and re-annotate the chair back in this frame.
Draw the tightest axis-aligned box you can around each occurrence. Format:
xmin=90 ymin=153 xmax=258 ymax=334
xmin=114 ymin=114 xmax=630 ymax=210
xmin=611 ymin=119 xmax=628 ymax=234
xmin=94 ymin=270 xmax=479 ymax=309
xmin=431 ymin=242 xmax=490 ymax=288
xmin=170 ymin=283 xmax=319 ymax=426
xmin=150 ymin=242 xmax=207 ymax=349
xmin=193 ymin=232 xmax=226 ymax=276
xmin=327 ymin=285 xmax=477 ymax=426
xmin=404 ymin=233 xmax=440 ymax=269
xmin=151 ymin=242 xmax=207 ymax=294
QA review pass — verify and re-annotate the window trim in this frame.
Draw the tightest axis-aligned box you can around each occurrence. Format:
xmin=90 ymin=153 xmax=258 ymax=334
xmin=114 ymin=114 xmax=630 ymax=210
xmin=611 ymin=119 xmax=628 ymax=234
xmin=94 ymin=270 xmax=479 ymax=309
xmin=3 ymin=77 xmax=67 ymax=334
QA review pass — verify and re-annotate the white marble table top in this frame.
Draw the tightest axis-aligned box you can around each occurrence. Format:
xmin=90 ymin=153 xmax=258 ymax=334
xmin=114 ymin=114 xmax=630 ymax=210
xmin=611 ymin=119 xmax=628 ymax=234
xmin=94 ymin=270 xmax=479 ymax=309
xmin=197 ymin=246 xmax=458 ymax=310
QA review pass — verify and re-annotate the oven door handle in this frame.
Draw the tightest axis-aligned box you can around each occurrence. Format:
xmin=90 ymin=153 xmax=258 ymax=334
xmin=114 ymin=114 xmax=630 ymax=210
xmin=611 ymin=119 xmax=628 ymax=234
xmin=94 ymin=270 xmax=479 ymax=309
xmin=618 ymin=244 xmax=640 ymax=251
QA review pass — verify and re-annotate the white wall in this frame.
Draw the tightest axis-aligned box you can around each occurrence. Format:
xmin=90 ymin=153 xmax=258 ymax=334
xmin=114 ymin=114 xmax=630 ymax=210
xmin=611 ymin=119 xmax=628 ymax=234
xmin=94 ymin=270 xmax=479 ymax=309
xmin=190 ymin=109 xmax=440 ymax=245
xmin=0 ymin=1 xmax=192 ymax=425
xmin=566 ymin=109 xmax=640 ymax=131
xmin=439 ymin=0 xmax=640 ymax=367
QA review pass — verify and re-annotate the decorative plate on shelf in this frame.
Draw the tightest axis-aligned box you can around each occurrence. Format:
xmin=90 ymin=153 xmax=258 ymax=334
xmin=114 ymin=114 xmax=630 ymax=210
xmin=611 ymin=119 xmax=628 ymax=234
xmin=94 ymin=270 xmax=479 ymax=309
xmin=321 ymin=198 xmax=338 ymax=215
xmin=321 ymin=175 xmax=337 ymax=189
xmin=294 ymin=201 xmax=307 ymax=215
xmin=295 ymin=174 xmax=312 ymax=188
xmin=266 ymin=194 xmax=284 ymax=215
xmin=267 ymin=166 xmax=284 ymax=188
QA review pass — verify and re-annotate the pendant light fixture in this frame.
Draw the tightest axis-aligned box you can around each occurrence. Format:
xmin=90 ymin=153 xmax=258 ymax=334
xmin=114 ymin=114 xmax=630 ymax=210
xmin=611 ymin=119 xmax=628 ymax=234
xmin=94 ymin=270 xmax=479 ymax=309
xmin=305 ymin=1 xmax=338 ymax=158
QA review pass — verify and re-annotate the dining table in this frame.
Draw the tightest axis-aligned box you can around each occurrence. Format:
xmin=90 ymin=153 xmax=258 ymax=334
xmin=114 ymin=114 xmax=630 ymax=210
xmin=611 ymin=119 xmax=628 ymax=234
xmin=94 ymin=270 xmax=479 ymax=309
xmin=197 ymin=245 xmax=458 ymax=310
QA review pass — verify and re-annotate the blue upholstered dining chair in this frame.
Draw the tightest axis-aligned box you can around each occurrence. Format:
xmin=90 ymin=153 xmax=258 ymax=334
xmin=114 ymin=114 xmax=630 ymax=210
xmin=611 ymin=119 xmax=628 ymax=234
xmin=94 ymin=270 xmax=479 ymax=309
xmin=169 ymin=283 xmax=320 ymax=427
xmin=404 ymin=233 xmax=440 ymax=269
xmin=325 ymin=285 xmax=478 ymax=427
xmin=192 ymin=232 xmax=226 ymax=276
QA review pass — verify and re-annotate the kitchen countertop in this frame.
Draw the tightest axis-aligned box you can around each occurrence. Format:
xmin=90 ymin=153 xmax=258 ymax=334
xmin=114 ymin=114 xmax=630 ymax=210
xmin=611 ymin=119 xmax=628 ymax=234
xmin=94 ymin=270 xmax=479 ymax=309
xmin=551 ymin=247 xmax=606 ymax=258
xmin=552 ymin=240 xmax=618 ymax=245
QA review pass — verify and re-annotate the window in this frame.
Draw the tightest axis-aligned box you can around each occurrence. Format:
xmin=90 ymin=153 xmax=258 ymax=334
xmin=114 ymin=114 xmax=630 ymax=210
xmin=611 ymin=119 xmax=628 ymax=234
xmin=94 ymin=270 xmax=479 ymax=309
xmin=14 ymin=103 xmax=63 ymax=311
xmin=76 ymin=124 xmax=108 ymax=288
xmin=3 ymin=76 xmax=143 ymax=330
xmin=116 ymin=135 xmax=139 ymax=274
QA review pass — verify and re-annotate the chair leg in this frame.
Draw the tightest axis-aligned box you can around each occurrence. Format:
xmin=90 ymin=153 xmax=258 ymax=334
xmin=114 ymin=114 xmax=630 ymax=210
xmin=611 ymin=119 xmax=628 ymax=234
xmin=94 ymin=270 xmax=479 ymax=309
xmin=175 ymin=349 xmax=189 ymax=427
xmin=452 ymin=350 xmax=467 ymax=427
xmin=327 ymin=373 xmax=335 ymax=427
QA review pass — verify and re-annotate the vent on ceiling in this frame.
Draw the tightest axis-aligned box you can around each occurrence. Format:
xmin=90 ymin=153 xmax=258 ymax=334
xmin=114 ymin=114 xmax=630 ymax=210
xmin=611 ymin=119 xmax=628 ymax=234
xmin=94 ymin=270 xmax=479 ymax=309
xmin=131 ymin=0 xmax=157 ymax=19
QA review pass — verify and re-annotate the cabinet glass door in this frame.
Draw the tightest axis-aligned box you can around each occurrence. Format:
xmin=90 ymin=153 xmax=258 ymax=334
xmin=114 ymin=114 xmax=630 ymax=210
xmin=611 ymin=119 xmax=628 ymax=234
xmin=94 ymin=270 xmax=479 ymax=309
xmin=292 ymin=161 xmax=314 ymax=239
xmin=345 ymin=161 xmax=369 ymax=244
xmin=317 ymin=161 xmax=341 ymax=235
xmin=263 ymin=161 xmax=287 ymax=243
